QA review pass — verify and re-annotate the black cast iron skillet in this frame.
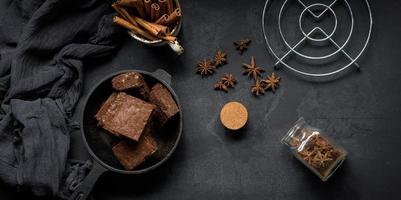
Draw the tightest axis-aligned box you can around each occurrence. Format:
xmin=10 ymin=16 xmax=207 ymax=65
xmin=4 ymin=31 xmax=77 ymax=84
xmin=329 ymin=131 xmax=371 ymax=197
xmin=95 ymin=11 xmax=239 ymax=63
xmin=69 ymin=69 xmax=183 ymax=200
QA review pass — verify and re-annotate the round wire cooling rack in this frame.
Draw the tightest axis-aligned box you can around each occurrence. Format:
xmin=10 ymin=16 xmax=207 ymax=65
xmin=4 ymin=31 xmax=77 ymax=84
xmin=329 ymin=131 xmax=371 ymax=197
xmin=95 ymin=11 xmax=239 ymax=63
xmin=261 ymin=0 xmax=373 ymax=78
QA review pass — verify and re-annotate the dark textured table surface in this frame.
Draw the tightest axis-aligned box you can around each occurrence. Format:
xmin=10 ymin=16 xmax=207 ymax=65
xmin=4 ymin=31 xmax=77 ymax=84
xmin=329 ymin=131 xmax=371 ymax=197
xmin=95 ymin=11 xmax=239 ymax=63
xmin=1 ymin=0 xmax=401 ymax=199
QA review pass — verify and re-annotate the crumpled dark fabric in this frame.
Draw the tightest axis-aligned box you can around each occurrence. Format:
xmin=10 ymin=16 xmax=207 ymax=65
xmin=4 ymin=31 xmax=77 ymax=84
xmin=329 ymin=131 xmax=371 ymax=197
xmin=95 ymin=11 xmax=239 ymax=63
xmin=0 ymin=0 xmax=121 ymax=198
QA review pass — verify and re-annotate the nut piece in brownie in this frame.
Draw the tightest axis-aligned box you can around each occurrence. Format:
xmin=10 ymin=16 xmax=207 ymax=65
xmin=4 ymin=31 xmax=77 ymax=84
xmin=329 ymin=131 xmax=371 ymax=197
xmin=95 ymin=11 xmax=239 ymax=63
xmin=112 ymin=72 xmax=150 ymax=99
xmin=95 ymin=92 xmax=156 ymax=141
xmin=112 ymin=133 xmax=158 ymax=170
xmin=149 ymin=83 xmax=179 ymax=126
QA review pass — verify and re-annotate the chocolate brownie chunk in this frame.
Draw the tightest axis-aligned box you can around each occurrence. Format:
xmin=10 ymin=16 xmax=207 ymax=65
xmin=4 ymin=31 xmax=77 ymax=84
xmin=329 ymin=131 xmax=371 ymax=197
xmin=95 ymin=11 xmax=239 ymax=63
xmin=95 ymin=92 xmax=120 ymax=136
xmin=149 ymin=83 xmax=179 ymax=126
xmin=112 ymin=72 xmax=150 ymax=99
xmin=95 ymin=92 xmax=156 ymax=141
xmin=112 ymin=133 xmax=158 ymax=170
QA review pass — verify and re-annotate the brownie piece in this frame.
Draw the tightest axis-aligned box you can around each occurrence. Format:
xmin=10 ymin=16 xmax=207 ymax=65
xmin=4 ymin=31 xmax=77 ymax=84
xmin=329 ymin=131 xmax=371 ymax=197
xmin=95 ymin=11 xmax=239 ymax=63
xmin=95 ymin=92 xmax=156 ymax=141
xmin=112 ymin=133 xmax=158 ymax=170
xmin=95 ymin=92 xmax=120 ymax=136
xmin=112 ymin=72 xmax=150 ymax=99
xmin=149 ymin=83 xmax=179 ymax=126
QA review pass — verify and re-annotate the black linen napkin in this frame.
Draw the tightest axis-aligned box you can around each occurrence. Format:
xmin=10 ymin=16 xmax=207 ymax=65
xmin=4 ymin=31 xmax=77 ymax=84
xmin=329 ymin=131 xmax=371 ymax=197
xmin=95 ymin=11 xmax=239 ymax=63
xmin=0 ymin=0 xmax=121 ymax=198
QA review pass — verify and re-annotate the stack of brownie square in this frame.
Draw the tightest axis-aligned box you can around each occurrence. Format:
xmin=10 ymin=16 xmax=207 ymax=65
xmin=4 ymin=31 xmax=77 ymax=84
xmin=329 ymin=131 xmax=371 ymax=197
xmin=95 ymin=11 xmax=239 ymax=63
xmin=95 ymin=72 xmax=179 ymax=170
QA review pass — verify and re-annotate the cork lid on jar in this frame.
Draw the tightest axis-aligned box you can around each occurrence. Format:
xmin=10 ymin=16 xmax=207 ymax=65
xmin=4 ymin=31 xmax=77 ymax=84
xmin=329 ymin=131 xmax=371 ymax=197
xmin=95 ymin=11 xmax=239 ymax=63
xmin=219 ymin=101 xmax=248 ymax=131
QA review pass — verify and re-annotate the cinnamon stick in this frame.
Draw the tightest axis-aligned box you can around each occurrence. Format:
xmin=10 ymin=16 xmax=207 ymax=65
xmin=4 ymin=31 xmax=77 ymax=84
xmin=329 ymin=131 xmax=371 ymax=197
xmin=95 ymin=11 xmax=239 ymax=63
xmin=116 ymin=0 xmax=146 ymax=18
xmin=134 ymin=16 xmax=169 ymax=36
xmin=161 ymin=35 xmax=176 ymax=42
xmin=134 ymin=0 xmax=147 ymax=18
xmin=166 ymin=0 xmax=174 ymax=14
xmin=158 ymin=0 xmax=168 ymax=15
xmin=112 ymin=3 xmax=139 ymax=27
xmin=155 ymin=14 xmax=168 ymax=25
xmin=150 ymin=3 xmax=160 ymax=22
xmin=116 ymin=0 xmax=136 ymax=7
xmin=164 ymin=8 xmax=181 ymax=25
xmin=144 ymin=0 xmax=152 ymax=17
xmin=113 ymin=16 xmax=158 ymax=41
xmin=151 ymin=22 xmax=170 ymax=34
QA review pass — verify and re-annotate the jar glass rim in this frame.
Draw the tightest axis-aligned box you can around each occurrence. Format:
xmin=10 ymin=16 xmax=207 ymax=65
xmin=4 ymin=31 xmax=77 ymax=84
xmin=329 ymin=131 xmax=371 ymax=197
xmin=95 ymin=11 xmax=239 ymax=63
xmin=281 ymin=117 xmax=307 ymax=146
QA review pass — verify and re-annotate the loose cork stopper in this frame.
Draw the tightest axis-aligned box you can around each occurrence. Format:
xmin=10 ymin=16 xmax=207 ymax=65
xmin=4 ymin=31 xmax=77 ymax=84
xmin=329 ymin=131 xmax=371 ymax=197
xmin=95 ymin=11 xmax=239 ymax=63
xmin=220 ymin=102 xmax=248 ymax=131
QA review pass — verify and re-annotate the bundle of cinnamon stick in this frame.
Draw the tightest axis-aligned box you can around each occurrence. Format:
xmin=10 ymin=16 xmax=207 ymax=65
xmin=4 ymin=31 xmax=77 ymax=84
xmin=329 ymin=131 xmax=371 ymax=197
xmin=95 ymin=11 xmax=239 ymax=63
xmin=112 ymin=0 xmax=181 ymax=42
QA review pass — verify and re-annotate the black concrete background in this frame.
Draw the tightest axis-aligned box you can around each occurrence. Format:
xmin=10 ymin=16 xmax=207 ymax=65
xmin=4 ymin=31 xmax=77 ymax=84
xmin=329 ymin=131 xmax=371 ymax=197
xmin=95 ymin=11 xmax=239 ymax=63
xmin=1 ymin=0 xmax=401 ymax=199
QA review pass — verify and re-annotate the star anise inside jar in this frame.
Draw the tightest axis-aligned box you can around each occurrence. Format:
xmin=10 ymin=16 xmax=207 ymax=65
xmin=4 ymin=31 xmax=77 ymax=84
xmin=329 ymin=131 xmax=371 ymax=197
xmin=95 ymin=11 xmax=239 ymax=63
xmin=296 ymin=135 xmax=343 ymax=175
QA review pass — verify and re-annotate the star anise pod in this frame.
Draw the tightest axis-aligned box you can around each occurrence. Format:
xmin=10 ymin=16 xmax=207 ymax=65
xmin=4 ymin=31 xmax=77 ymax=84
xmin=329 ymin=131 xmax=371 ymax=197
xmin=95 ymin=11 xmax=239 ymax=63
xmin=214 ymin=50 xmax=227 ymax=67
xmin=221 ymin=74 xmax=236 ymax=87
xmin=312 ymin=151 xmax=333 ymax=169
xmin=243 ymin=56 xmax=265 ymax=80
xmin=262 ymin=72 xmax=280 ymax=92
xmin=214 ymin=81 xmax=228 ymax=93
xmin=315 ymin=136 xmax=330 ymax=148
xmin=197 ymin=59 xmax=215 ymax=76
xmin=234 ymin=39 xmax=251 ymax=54
xmin=251 ymin=79 xmax=265 ymax=96
xmin=329 ymin=149 xmax=341 ymax=159
xmin=299 ymin=149 xmax=315 ymax=165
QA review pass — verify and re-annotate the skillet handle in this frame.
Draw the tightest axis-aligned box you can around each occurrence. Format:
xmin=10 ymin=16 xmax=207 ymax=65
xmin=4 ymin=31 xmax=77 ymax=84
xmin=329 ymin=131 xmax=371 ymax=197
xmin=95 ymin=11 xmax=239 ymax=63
xmin=153 ymin=69 xmax=172 ymax=86
xmin=68 ymin=162 xmax=107 ymax=200
xmin=167 ymin=41 xmax=184 ymax=55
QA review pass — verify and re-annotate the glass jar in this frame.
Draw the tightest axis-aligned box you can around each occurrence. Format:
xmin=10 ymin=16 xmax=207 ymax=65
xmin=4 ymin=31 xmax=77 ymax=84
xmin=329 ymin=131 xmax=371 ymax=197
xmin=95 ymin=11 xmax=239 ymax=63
xmin=281 ymin=118 xmax=347 ymax=181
